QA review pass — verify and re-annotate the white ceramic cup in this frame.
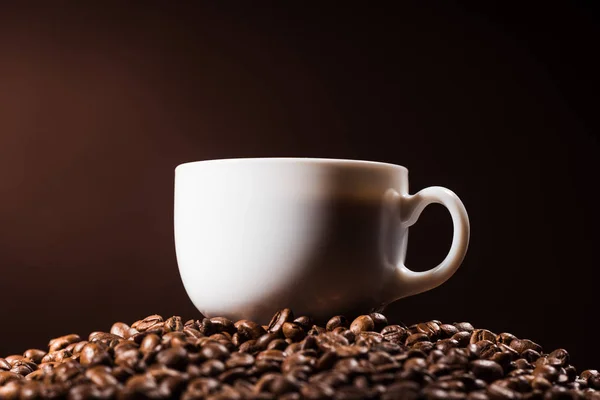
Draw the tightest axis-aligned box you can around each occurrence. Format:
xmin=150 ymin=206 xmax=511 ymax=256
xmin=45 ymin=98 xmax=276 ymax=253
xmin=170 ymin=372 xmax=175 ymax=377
xmin=174 ymin=158 xmax=469 ymax=323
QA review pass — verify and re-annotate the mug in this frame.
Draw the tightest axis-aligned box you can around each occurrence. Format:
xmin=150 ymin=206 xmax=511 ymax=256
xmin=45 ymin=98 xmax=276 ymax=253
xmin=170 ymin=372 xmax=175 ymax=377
xmin=174 ymin=158 xmax=469 ymax=323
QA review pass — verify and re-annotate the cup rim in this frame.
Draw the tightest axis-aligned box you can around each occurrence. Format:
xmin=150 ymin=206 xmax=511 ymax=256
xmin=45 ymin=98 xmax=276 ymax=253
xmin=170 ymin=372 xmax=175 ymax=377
xmin=175 ymin=157 xmax=408 ymax=172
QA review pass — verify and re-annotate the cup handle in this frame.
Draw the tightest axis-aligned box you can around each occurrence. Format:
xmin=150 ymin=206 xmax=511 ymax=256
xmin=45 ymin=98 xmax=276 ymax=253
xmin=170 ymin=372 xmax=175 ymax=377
xmin=385 ymin=186 xmax=470 ymax=301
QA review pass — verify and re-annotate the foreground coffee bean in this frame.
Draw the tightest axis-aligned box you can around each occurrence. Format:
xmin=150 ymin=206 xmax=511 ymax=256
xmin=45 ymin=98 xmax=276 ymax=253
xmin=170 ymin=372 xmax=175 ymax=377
xmin=1 ymin=310 xmax=597 ymax=399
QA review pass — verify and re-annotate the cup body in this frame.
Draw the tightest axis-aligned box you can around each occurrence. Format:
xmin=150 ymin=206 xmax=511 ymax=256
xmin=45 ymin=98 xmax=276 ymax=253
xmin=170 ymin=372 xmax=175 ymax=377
xmin=174 ymin=158 xmax=409 ymax=323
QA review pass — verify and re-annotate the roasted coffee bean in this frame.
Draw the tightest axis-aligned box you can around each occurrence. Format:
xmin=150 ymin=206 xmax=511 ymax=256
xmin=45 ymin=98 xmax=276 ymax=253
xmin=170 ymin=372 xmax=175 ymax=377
xmin=165 ymin=316 xmax=184 ymax=332
xmin=470 ymin=360 xmax=504 ymax=383
xmin=282 ymin=322 xmax=306 ymax=342
xmin=200 ymin=342 xmax=230 ymax=361
xmin=471 ymin=329 xmax=497 ymax=344
xmin=48 ymin=334 xmax=81 ymax=353
xmin=406 ymin=333 xmax=430 ymax=347
xmin=486 ymin=383 xmax=520 ymax=399
xmin=292 ymin=316 xmax=312 ymax=331
xmin=349 ymin=315 xmax=374 ymax=334
xmin=326 ymin=316 xmax=348 ymax=332
xmin=440 ymin=324 xmax=460 ymax=338
xmin=369 ymin=313 xmax=388 ymax=331
xmin=22 ymin=349 xmax=46 ymax=365
xmin=267 ymin=339 xmax=288 ymax=351
xmin=381 ymin=325 xmax=408 ymax=344
xmin=547 ymin=349 xmax=570 ymax=368
xmin=510 ymin=339 xmax=542 ymax=355
xmin=235 ymin=320 xmax=266 ymax=341
xmin=416 ymin=321 xmax=442 ymax=340
xmin=533 ymin=364 xmax=559 ymax=382
xmin=156 ymin=346 xmax=188 ymax=370
xmin=268 ymin=309 xmax=294 ymax=334
xmin=132 ymin=315 xmax=164 ymax=332
xmin=454 ymin=322 xmax=475 ymax=333
xmin=226 ymin=352 xmax=255 ymax=369
xmin=497 ymin=333 xmax=517 ymax=345
xmin=208 ymin=317 xmax=235 ymax=335
xmin=308 ymin=325 xmax=326 ymax=336
xmin=453 ymin=331 xmax=473 ymax=347
xmin=0 ymin=312 xmax=598 ymax=399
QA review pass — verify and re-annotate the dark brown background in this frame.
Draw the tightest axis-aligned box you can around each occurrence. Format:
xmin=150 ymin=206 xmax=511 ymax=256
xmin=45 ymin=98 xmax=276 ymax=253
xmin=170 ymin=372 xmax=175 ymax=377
xmin=1 ymin=2 xmax=598 ymax=369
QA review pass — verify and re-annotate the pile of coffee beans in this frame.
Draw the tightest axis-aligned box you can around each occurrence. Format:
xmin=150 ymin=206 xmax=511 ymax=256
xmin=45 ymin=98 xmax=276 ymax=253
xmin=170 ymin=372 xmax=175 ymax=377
xmin=1 ymin=310 xmax=598 ymax=399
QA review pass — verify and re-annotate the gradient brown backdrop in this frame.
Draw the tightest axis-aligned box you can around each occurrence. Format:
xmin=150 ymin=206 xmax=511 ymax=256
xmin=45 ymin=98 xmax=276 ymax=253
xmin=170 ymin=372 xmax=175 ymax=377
xmin=1 ymin=2 xmax=598 ymax=369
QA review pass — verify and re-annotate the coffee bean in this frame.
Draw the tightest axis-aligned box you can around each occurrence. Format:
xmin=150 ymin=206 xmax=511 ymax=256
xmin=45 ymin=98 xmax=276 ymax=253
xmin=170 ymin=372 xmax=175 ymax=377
xmin=471 ymin=330 xmax=497 ymax=344
xmin=282 ymin=322 xmax=306 ymax=342
xmin=416 ymin=321 xmax=442 ymax=340
xmin=301 ymin=382 xmax=335 ymax=399
xmin=291 ymin=316 xmax=312 ymax=331
xmin=48 ymin=334 xmax=81 ymax=353
xmin=454 ymin=322 xmax=475 ymax=333
xmin=453 ymin=331 xmax=473 ymax=347
xmin=440 ymin=324 xmax=460 ymax=338
xmin=471 ymin=360 xmax=504 ymax=383
xmin=406 ymin=333 xmax=429 ymax=347
xmin=200 ymin=342 xmax=230 ymax=361
xmin=156 ymin=346 xmax=188 ymax=370
xmin=467 ymin=392 xmax=490 ymax=400
xmin=132 ymin=315 xmax=164 ymax=332
xmin=369 ymin=313 xmax=388 ymax=331
xmin=533 ymin=365 xmax=559 ymax=382
xmin=308 ymin=325 xmax=326 ymax=336
xmin=589 ymin=374 xmax=600 ymax=390
xmin=235 ymin=320 xmax=266 ymax=341
xmin=164 ymin=316 xmax=184 ymax=333
xmin=267 ymin=309 xmax=294 ymax=334
xmin=267 ymin=339 xmax=288 ymax=351
xmin=486 ymin=383 xmax=520 ymax=399
xmin=2 ymin=311 xmax=599 ymax=399
xmin=547 ymin=349 xmax=570 ymax=368
xmin=0 ymin=371 xmax=21 ymax=385
xmin=226 ymin=352 xmax=255 ymax=369
xmin=510 ymin=339 xmax=542 ymax=355
xmin=382 ymin=381 xmax=420 ymax=400
xmin=380 ymin=325 xmax=407 ymax=344
xmin=204 ymin=317 xmax=233 ymax=335
xmin=349 ymin=316 xmax=374 ymax=334
xmin=326 ymin=316 xmax=348 ymax=332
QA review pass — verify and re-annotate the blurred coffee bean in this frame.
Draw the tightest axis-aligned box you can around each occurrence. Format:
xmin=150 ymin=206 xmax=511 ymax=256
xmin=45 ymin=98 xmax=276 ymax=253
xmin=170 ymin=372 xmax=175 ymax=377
xmin=326 ymin=316 xmax=348 ymax=332
xmin=454 ymin=322 xmax=475 ymax=333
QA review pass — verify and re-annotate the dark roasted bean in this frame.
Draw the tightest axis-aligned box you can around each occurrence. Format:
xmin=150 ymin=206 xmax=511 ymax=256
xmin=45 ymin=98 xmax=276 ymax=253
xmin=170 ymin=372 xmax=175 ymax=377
xmin=369 ymin=313 xmax=388 ymax=331
xmin=381 ymin=325 xmax=408 ymax=344
xmin=210 ymin=317 xmax=236 ymax=335
xmin=416 ymin=321 xmax=442 ymax=340
xmin=470 ymin=360 xmax=504 ymax=383
xmin=268 ymin=309 xmax=294 ymax=334
xmin=440 ymin=324 xmax=460 ymax=338
xmin=282 ymin=322 xmax=306 ymax=342
xmin=406 ymin=332 xmax=429 ymax=347
xmin=453 ymin=331 xmax=473 ymax=347
xmin=235 ymin=320 xmax=266 ymax=341
xmin=533 ymin=364 xmax=559 ymax=382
